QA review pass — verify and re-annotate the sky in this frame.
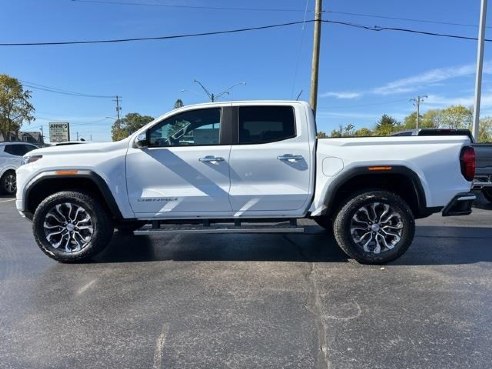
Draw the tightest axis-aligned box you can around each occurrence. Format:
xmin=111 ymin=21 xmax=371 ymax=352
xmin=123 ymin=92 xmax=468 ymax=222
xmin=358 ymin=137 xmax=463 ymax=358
xmin=1 ymin=0 xmax=491 ymax=142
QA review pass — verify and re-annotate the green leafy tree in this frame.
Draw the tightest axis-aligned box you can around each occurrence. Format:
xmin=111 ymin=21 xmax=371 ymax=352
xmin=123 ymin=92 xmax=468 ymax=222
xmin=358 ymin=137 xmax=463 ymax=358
xmin=111 ymin=112 xmax=154 ymax=141
xmin=354 ymin=127 xmax=373 ymax=137
xmin=403 ymin=112 xmax=419 ymax=129
xmin=402 ymin=111 xmax=437 ymax=130
xmin=421 ymin=109 xmax=442 ymax=128
xmin=440 ymin=105 xmax=472 ymax=129
xmin=330 ymin=124 xmax=355 ymax=138
xmin=374 ymin=114 xmax=400 ymax=136
xmin=330 ymin=126 xmax=342 ymax=138
xmin=477 ymin=118 xmax=492 ymax=142
xmin=174 ymin=99 xmax=184 ymax=109
xmin=0 ymin=74 xmax=35 ymax=141
xmin=317 ymin=131 xmax=328 ymax=138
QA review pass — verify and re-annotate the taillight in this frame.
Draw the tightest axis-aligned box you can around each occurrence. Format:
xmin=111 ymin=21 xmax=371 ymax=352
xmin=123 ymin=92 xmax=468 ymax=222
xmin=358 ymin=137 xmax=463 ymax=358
xmin=460 ymin=146 xmax=475 ymax=181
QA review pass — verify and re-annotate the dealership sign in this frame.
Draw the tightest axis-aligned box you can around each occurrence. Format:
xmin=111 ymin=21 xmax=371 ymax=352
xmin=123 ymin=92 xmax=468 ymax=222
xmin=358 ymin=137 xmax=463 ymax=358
xmin=49 ymin=122 xmax=70 ymax=143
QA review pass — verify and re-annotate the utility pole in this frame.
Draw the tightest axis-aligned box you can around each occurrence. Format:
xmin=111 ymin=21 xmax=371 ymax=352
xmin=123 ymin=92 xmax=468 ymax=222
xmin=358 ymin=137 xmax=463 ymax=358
xmin=310 ymin=0 xmax=323 ymax=114
xmin=193 ymin=80 xmax=246 ymax=102
xmin=113 ymin=96 xmax=122 ymax=121
xmin=410 ymin=95 xmax=427 ymax=130
xmin=473 ymin=0 xmax=488 ymax=141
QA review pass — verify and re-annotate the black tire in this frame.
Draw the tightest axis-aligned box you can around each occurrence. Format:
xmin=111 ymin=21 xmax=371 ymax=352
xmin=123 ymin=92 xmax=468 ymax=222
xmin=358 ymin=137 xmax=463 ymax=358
xmin=32 ymin=191 xmax=114 ymax=263
xmin=0 ymin=170 xmax=16 ymax=195
xmin=482 ymin=188 xmax=492 ymax=203
xmin=313 ymin=216 xmax=333 ymax=232
xmin=333 ymin=190 xmax=415 ymax=264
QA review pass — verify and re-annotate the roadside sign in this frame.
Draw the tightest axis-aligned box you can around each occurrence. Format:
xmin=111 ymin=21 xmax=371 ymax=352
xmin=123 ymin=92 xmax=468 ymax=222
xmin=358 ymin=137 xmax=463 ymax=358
xmin=49 ymin=122 xmax=70 ymax=143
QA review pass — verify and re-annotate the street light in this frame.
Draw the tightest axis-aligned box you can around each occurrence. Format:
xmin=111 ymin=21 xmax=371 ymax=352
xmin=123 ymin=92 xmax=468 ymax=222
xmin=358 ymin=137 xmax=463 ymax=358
xmin=193 ymin=80 xmax=246 ymax=102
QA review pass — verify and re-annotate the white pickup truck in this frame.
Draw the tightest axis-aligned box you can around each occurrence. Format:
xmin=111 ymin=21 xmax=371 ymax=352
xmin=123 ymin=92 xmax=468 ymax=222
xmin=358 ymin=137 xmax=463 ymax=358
xmin=16 ymin=101 xmax=476 ymax=264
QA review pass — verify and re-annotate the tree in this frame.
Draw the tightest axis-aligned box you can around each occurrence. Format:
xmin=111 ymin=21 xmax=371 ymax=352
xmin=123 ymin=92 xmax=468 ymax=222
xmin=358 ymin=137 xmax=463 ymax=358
xmin=174 ymin=99 xmax=184 ymax=109
xmin=403 ymin=112 xmax=419 ymax=129
xmin=330 ymin=126 xmax=342 ymax=138
xmin=111 ymin=113 xmax=154 ymax=141
xmin=374 ymin=114 xmax=400 ymax=136
xmin=354 ymin=127 xmax=373 ymax=137
xmin=0 ymin=74 xmax=35 ymax=141
xmin=477 ymin=117 xmax=492 ymax=142
xmin=421 ymin=109 xmax=442 ymax=128
xmin=402 ymin=111 xmax=438 ymax=130
xmin=330 ymin=123 xmax=355 ymax=138
xmin=440 ymin=105 xmax=472 ymax=129
xmin=317 ymin=131 xmax=328 ymax=138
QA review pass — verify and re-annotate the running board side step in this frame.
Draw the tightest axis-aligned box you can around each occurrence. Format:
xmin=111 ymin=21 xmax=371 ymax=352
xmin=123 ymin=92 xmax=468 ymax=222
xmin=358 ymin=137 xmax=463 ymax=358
xmin=134 ymin=219 xmax=304 ymax=234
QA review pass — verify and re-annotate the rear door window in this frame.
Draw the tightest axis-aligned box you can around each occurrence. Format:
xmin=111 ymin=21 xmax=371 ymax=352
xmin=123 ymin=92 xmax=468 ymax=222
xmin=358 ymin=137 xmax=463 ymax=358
xmin=238 ymin=106 xmax=296 ymax=144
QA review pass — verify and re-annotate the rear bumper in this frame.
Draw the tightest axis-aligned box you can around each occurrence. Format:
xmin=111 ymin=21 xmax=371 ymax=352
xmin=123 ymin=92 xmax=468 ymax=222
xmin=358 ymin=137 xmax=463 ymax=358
xmin=442 ymin=192 xmax=476 ymax=216
xmin=472 ymin=174 xmax=492 ymax=189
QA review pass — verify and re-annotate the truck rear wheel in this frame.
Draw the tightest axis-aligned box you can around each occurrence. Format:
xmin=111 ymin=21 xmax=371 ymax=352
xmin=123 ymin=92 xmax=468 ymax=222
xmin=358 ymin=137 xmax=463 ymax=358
xmin=333 ymin=190 xmax=415 ymax=264
xmin=32 ymin=191 xmax=114 ymax=263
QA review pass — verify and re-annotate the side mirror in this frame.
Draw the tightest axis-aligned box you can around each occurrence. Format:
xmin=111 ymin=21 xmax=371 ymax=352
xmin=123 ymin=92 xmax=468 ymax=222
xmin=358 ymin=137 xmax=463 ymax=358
xmin=134 ymin=132 xmax=149 ymax=148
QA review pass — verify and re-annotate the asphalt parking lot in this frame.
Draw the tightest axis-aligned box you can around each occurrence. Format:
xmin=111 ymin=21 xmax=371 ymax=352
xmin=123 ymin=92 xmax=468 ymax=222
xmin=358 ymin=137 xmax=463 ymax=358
xmin=1 ymin=193 xmax=491 ymax=369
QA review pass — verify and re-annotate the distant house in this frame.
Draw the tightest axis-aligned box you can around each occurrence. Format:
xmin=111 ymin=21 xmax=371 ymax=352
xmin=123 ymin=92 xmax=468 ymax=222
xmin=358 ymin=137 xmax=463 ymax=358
xmin=0 ymin=131 xmax=45 ymax=145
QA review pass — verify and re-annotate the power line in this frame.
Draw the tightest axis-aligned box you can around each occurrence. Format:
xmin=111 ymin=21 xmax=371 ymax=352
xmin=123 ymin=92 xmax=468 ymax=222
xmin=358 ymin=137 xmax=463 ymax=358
xmin=0 ymin=19 xmax=486 ymax=47
xmin=72 ymin=0 xmax=487 ymax=29
xmin=35 ymin=116 xmax=112 ymax=125
xmin=291 ymin=0 xmax=311 ymax=99
xmin=324 ymin=10 xmax=482 ymax=29
xmin=0 ymin=20 xmax=310 ymax=46
xmin=21 ymin=80 xmax=114 ymax=98
xmin=71 ymin=0 xmax=310 ymax=12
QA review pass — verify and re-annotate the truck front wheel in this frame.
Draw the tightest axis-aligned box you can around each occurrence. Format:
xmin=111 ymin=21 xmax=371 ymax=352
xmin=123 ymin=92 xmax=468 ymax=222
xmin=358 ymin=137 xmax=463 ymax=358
xmin=333 ymin=191 xmax=415 ymax=264
xmin=32 ymin=191 xmax=114 ymax=263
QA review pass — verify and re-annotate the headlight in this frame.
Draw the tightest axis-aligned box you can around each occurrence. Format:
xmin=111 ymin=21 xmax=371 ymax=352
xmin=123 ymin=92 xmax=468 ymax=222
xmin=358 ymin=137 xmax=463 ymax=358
xmin=23 ymin=155 xmax=43 ymax=165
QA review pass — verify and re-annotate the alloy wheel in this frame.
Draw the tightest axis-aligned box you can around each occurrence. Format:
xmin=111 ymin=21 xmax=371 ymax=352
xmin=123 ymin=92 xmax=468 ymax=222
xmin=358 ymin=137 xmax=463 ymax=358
xmin=43 ymin=202 xmax=94 ymax=253
xmin=349 ymin=202 xmax=404 ymax=254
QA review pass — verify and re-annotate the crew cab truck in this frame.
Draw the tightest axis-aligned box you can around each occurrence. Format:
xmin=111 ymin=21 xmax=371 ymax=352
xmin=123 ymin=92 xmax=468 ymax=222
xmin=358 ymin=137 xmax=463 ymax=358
xmin=16 ymin=101 xmax=476 ymax=264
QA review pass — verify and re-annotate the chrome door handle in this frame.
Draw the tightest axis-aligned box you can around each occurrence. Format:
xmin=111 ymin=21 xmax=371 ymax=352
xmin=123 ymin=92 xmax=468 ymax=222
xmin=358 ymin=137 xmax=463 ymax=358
xmin=277 ymin=154 xmax=303 ymax=162
xmin=199 ymin=156 xmax=225 ymax=163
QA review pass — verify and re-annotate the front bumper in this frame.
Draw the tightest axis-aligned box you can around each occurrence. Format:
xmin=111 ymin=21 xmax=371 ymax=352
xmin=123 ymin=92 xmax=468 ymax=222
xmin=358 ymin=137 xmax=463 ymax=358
xmin=442 ymin=192 xmax=476 ymax=216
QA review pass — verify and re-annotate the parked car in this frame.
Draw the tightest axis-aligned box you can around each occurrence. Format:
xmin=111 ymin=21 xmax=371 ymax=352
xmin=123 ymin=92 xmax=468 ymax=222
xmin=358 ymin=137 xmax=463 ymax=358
xmin=393 ymin=128 xmax=492 ymax=202
xmin=0 ymin=142 xmax=38 ymax=195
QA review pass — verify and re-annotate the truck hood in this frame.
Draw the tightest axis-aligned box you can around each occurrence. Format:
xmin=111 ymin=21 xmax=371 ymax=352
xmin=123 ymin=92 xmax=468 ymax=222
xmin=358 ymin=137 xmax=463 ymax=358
xmin=26 ymin=139 xmax=130 ymax=157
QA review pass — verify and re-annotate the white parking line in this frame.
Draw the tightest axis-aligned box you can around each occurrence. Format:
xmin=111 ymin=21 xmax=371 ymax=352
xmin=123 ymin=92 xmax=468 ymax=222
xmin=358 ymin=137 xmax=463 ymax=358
xmin=153 ymin=323 xmax=169 ymax=369
xmin=77 ymin=279 xmax=97 ymax=295
xmin=0 ymin=199 xmax=15 ymax=203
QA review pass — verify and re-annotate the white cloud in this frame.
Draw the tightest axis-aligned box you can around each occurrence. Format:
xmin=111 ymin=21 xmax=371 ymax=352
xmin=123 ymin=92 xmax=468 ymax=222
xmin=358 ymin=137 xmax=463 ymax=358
xmin=425 ymin=93 xmax=492 ymax=109
xmin=320 ymin=91 xmax=361 ymax=99
xmin=372 ymin=64 xmax=484 ymax=95
xmin=321 ymin=62 xmax=490 ymax=100
xmin=316 ymin=111 xmax=379 ymax=119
